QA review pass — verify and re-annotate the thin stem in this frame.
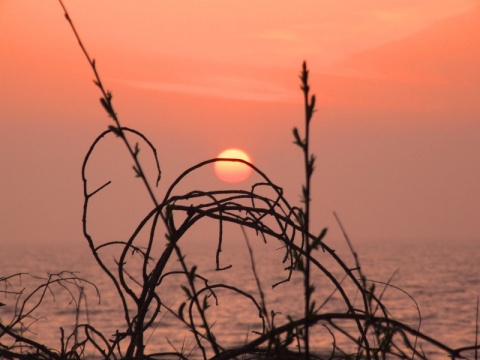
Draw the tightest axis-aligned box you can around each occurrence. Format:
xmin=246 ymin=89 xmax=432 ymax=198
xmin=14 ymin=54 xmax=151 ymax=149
xmin=300 ymin=60 xmax=314 ymax=359
xmin=58 ymin=0 xmax=159 ymax=208
xmin=57 ymin=2 xmax=176 ymax=358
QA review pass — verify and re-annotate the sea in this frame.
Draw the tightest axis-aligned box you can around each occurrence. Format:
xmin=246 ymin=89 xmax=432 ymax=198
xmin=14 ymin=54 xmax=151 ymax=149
xmin=1 ymin=237 xmax=479 ymax=359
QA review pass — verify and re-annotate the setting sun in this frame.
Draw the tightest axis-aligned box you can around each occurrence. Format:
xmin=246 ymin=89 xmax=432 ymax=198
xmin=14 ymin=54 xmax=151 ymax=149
xmin=214 ymin=148 xmax=253 ymax=183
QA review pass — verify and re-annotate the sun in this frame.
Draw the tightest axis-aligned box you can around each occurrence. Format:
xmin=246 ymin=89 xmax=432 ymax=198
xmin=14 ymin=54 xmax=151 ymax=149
xmin=214 ymin=148 xmax=253 ymax=183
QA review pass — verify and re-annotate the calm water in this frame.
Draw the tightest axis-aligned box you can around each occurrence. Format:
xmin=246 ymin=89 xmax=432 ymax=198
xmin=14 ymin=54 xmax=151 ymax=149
xmin=1 ymin=238 xmax=479 ymax=359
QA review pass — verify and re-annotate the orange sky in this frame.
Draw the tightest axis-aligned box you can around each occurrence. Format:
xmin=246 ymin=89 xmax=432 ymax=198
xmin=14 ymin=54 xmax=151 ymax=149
xmin=1 ymin=1 xmax=479 ymax=249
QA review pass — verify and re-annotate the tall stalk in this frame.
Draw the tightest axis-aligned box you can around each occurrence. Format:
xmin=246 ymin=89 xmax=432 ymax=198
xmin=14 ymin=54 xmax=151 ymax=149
xmin=293 ymin=61 xmax=317 ymax=359
xmin=58 ymin=1 xmax=218 ymax=358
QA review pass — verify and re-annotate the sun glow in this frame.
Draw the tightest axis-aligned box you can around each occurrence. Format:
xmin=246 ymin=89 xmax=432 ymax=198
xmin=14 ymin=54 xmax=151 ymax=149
xmin=214 ymin=149 xmax=253 ymax=183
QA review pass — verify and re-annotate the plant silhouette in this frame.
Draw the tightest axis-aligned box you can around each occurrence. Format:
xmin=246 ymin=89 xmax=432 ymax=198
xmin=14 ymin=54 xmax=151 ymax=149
xmin=1 ymin=2 xmax=479 ymax=360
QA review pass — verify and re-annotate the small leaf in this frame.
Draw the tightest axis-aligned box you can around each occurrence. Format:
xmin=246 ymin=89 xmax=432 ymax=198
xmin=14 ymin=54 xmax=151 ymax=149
xmin=292 ymin=127 xmax=304 ymax=148
xmin=132 ymin=165 xmax=142 ymax=178
xmin=318 ymin=227 xmax=328 ymax=240
xmin=133 ymin=142 xmax=140 ymax=156
xmin=310 ymin=95 xmax=316 ymax=112
xmin=100 ymin=97 xmax=110 ymax=114
xmin=301 ymin=185 xmax=309 ymax=203
xmin=188 ymin=266 xmax=197 ymax=282
xmin=307 ymin=95 xmax=316 ymax=121
xmin=178 ymin=302 xmax=186 ymax=320
xmin=300 ymin=61 xmax=309 ymax=90
xmin=294 ymin=210 xmax=305 ymax=226
xmin=202 ymin=295 xmax=209 ymax=311
xmin=309 ymin=300 xmax=317 ymax=315
xmin=180 ymin=285 xmax=192 ymax=299
xmin=311 ymin=228 xmax=328 ymax=251
xmin=307 ymin=154 xmax=316 ymax=177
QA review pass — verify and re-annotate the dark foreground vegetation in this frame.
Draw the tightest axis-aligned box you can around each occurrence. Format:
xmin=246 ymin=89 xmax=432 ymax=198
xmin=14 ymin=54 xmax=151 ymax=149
xmin=1 ymin=2 xmax=479 ymax=359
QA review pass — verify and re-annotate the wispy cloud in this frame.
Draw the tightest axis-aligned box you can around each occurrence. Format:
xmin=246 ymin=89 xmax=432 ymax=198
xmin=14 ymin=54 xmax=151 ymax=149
xmin=120 ymin=76 xmax=298 ymax=103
